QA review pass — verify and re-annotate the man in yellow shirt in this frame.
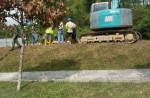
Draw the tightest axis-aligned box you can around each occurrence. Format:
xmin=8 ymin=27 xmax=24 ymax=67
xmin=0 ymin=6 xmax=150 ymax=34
xmin=65 ymin=18 xmax=76 ymax=44
xmin=45 ymin=26 xmax=54 ymax=45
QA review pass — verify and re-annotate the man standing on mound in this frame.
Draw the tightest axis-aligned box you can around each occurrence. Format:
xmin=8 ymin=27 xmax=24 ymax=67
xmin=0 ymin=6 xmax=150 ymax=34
xmin=65 ymin=18 xmax=76 ymax=44
xmin=9 ymin=24 xmax=21 ymax=51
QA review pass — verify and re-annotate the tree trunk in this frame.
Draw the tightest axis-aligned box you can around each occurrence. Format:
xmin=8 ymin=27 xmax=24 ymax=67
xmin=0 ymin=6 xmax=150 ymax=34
xmin=17 ymin=3 xmax=25 ymax=91
xmin=17 ymin=41 xmax=24 ymax=91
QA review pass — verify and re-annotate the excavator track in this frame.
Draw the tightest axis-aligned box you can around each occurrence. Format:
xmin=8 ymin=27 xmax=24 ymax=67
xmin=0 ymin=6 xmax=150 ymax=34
xmin=79 ymin=29 xmax=141 ymax=44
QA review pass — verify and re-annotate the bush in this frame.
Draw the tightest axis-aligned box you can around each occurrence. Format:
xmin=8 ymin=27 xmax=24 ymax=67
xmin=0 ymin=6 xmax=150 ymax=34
xmin=134 ymin=12 xmax=150 ymax=39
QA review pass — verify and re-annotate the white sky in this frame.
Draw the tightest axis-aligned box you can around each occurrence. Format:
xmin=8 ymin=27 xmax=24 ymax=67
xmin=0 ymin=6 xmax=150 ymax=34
xmin=5 ymin=17 xmax=18 ymax=26
xmin=5 ymin=8 xmax=18 ymax=26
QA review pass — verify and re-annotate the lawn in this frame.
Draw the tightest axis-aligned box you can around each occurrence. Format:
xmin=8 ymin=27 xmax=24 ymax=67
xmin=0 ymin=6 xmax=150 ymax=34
xmin=0 ymin=82 xmax=150 ymax=98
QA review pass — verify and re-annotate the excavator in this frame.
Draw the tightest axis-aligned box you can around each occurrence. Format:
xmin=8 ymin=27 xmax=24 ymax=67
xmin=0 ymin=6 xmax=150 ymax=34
xmin=79 ymin=0 xmax=141 ymax=43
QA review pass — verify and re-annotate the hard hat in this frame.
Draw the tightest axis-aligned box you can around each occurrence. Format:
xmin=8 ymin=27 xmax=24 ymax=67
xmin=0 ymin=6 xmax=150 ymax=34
xmin=68 ymin=17 xmax=72 ymax=21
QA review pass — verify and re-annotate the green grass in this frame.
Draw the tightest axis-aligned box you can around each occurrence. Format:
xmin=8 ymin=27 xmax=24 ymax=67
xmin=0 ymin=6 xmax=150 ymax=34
xmin=0 ymin=82 xmax=150 ymax=98
xmin=0 ymin=41 xmax=150 ymax=98
xmin=0 ymin=40 xmax=150 ymax=72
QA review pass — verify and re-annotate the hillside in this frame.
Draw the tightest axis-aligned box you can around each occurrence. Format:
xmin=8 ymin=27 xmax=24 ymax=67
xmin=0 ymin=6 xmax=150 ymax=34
xmin=0 ymin=40 xmax=150 ymax=72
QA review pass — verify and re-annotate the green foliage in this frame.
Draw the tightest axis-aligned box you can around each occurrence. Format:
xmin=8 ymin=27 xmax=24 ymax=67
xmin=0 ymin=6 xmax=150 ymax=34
xmin=120 ymin=0 xmax=141 ymax=8
xmin=67 ymin=0 xmax=90 ymax=27
xmin=133 ymin=6 xmax=150 ymax=39
xmin=0 ymin=30 xmax=11 ymax=38
xmin=84 ymin=0 xmax=97 ymax=12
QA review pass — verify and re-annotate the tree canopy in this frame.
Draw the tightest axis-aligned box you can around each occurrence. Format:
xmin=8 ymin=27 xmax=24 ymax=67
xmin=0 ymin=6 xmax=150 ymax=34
xmin=0 ymin=0 xmax=67 ymax=27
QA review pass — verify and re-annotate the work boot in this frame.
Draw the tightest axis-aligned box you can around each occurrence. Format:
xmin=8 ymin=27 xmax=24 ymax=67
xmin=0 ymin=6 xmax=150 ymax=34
xmin=9 ymin=48 xmax=14 ymax=51
xmin=18 ymin=45 xmax=22 ymax=48
xmin=44 ymin=40 xmax=47 ymax=46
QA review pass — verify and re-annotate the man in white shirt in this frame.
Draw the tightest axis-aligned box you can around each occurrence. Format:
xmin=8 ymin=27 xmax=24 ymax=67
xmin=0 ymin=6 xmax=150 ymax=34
xmin=58 ymin=21 xmax=64 ymax=44
xmin=65 ymin=18 xmax=76 ymax=43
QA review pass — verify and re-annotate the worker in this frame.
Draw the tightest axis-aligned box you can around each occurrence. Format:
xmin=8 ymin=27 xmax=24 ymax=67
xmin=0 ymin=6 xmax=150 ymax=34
xmin=72 ymin=27 xmax=77 ymax=44
xmin=45 ymin=26 xmax=54 ymax=45
xmin=57 ymin=21 xmax=64 ymax=44
xmin=65 ymin=17 xmax=76 ymax=44
xmin=9 ymin=24 xmax=21 ymax=51
xmin=31 ymin=27 xmax=38 ymax=45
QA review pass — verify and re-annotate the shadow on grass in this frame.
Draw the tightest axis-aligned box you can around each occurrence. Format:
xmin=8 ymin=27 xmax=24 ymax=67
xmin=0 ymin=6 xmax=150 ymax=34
xmin=24 ymin=59 xmax=81 ymax=71
xmin=21 ymin=81 xmax=34 ymax=89
xmin=135 ymin=63 xmax=150 ymax=69
xmin=0 ymin=52 xmax=10 ymax=61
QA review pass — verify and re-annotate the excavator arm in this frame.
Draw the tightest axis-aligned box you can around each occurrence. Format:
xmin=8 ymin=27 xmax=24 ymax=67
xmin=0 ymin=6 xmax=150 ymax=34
xmin=111 ymin=0 xmax=120 ymax=9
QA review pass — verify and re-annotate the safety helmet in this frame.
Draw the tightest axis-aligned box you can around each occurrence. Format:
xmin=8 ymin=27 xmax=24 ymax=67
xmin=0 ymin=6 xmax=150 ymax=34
xmin=68 ymin=17 xmax=72 ymax=21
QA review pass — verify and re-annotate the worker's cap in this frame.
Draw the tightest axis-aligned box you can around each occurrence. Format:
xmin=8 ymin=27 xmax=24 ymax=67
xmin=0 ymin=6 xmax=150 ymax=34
xmin=68 ymin=18 xmax=72 ymax=21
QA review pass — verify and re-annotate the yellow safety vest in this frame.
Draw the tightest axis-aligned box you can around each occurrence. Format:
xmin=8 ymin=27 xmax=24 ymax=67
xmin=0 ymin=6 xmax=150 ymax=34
xmin=45 ymin=27 xmax=54 ymax=34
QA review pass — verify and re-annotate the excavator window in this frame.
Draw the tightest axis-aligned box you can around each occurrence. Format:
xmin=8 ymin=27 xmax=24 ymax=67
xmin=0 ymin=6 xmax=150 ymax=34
xmin=91 ymin=2 xmax=109 ymax=13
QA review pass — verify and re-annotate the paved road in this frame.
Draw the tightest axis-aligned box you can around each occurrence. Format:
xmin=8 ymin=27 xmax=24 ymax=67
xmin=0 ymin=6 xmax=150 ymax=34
xmin=0 ymin=69 xmax=150 ymax=83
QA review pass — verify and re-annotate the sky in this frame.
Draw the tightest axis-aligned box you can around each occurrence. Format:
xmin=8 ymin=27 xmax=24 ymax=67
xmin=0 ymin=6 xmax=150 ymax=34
xmin=5 ymin=17 xmax=18 ymax=26
xmin=5 ymin=8 xmax=18 ymax=26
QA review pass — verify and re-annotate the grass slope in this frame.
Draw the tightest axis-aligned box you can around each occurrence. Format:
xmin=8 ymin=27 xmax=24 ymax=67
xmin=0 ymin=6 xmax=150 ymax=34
xmin=0 ymin=40 xmax=150 ymax=72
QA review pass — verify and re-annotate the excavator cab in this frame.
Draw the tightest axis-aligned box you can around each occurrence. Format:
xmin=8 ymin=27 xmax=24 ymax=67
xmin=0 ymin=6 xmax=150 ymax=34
xmin=90 ymin=0 xmax=133 ymax=30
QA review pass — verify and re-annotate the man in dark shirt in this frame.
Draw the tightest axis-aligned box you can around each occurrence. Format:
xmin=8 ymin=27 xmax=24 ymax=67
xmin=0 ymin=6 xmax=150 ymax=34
xmin=9 ymin=24 xmax=21 ymax=51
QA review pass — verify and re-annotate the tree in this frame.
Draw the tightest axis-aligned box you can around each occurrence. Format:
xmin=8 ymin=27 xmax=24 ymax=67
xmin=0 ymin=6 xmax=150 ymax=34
xmin=0 ymin=0 xmax=67 ymax=91
xmin=134 ymin=9 xmax=150 ymax=39
xmin=85 ymin=0 xmax=96 ymax=12
xmin=0 ymin=0 xmax=67 ymax=27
